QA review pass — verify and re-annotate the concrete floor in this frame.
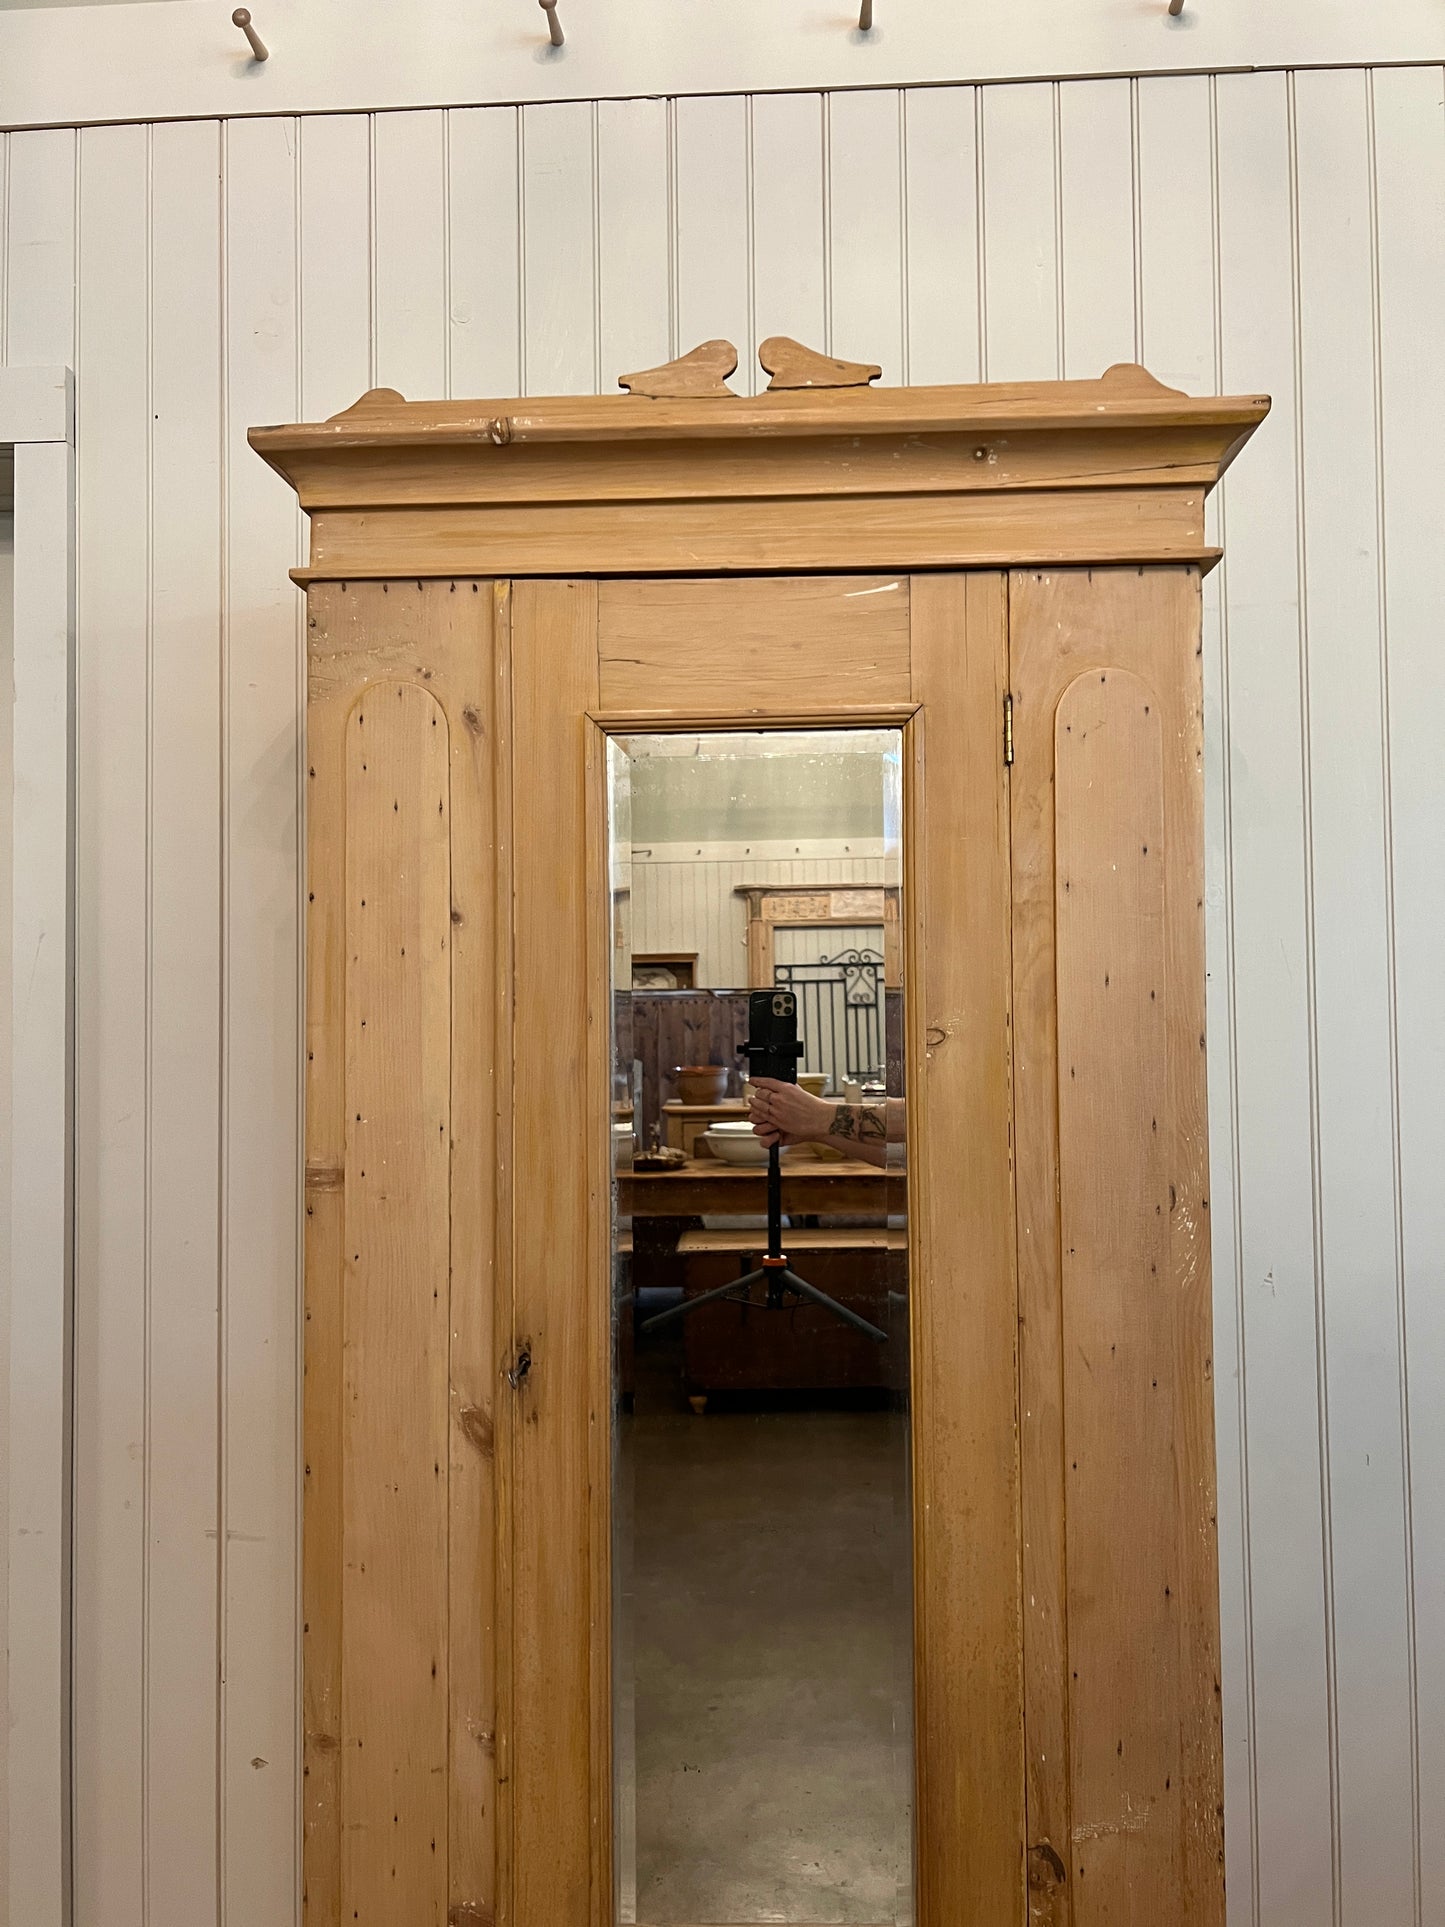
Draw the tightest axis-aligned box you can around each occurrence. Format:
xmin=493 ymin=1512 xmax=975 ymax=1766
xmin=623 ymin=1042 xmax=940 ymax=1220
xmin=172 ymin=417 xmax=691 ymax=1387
xmin=618 ymin=1406 xmax=914 ymax=1926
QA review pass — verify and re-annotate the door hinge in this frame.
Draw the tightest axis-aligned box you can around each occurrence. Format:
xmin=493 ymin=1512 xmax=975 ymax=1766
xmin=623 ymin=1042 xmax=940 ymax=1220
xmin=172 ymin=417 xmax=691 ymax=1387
xmin=1004 ymin=692 xmax=1014 ymax=767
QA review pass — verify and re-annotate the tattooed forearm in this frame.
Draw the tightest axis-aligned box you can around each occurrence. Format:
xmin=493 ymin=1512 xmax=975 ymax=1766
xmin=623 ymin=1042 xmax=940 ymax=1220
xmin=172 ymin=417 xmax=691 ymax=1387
xmin=829 ymin=1103 xmax=888 ymax=1143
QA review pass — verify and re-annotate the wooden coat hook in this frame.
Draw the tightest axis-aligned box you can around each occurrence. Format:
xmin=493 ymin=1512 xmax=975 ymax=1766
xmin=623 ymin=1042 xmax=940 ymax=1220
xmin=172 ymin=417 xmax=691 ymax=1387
xmin=858 ymin=0 xmax=875 ymax=27
xmin=1167 ymin=0 xmax=1185 ymax=13
xmin=232 ymin=8 xmax=269 ymax=59
xmin=539 ymin=0 xmax=565 ymax=46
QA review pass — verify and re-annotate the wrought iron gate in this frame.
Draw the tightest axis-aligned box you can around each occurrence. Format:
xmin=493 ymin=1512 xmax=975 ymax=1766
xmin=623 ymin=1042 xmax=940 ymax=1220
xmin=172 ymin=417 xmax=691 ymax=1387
xmin=773 ymin=948 xmax=885 ymax=1091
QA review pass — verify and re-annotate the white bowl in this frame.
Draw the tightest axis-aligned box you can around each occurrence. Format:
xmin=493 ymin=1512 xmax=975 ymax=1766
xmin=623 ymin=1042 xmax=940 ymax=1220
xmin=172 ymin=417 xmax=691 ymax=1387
xmin=702 ymin=1124 xmax=796 ymax=1166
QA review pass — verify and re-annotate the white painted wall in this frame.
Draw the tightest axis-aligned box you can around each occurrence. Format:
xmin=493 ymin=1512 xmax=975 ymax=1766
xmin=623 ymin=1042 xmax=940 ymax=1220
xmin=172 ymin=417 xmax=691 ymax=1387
xmin=2 ymin=362 xmax=76 ymax=1927
xmin=632 ymin=848 xmax=885 ymax=989
xmin=2 ymin=0 xmax=1440 ymax=133
xmin=1 ymin=60 xmax=1443 ymax=1927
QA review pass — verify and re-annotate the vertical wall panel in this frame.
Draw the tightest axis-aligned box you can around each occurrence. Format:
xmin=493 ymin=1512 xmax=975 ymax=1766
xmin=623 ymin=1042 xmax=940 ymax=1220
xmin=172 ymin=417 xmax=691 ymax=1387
xmin=5 ymin=434 xmax=75 ymax=1927
xmin=2 ymin=65 xmax=1444 ymax=1927
xmin=1373 ymin=62 xmax=1445 ymax=1921
xmin=979 ymin=82 xmax=1059 ymax=381
xmin=674 ymin=95 xmax=751 ymax=390
xmin=220 ymin=113 xmax=303 ymax=1927
xmin=373 ymin=110 xmax=448 ymax=401
xmin=826 ymin=89 xmax=904 ymax=379
xmin=1214 ymin=71 xmax=1335 ymax=1927
xmin=298 ymin=115 xmax=373 ymax=417
xmin=597 ymin=98 xmax=672 ymax=388
xmin=2 ymin=128 xmax=76 ymax=365
xmin=71 ymin=118 xmax=150 ymax=1927
xmin=520 ymin=100 xmax=597 ymax=394
xmin=901 ymin=85 xmax=981 ymax=387
xmin=446 ymin=106 xmax=523 ymax=399
xmin=751 ymin=93 xmax=826 ymax=371
xmin=1057 ymin=78 xmax=1138 ymax=377
xmin=145 ymin=116 xmax=225 ymax=1927
xmin=1135 ymin=78 xmax=1218 ymax=397
xmin=1136 ymin=69 xmax=1260 ymax=1922
xmin=0 ymin=133 xmax=8 ymax=353
xmin=1293 ymin=66 xmax=1417 ymax=1926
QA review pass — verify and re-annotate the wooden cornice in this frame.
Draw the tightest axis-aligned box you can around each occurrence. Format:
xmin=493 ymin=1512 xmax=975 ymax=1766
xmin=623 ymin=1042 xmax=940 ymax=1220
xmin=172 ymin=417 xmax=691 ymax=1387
xmin=249 ymin=361 xmax=1269 ymax=581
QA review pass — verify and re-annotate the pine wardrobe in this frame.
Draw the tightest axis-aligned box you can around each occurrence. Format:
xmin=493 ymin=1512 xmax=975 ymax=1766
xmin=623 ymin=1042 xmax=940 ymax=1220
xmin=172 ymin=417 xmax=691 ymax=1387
xmin=252 ymin=345 xmax=1267 ymax=1927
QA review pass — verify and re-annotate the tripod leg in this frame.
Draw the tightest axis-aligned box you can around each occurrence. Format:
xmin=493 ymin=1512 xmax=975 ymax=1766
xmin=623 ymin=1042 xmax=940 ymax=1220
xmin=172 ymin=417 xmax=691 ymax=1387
xmin=778 ymin=1267 xmax=889 ymax=1342
xmin=639 ymin=1254 xmax=888 ymax=1344
xmin=639 ymin=1264 xmax=771 ymax=1333
xmin=767 ymin=1142 xmax=783 ymax=1260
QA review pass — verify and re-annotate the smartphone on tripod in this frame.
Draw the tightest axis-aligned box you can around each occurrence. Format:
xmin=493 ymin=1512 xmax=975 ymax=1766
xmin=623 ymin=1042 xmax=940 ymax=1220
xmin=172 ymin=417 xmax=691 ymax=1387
xmin=742 ymin=988 xmax=805 ymax=1086
xmin=641 ymin=986 xmax=886 ymax=1342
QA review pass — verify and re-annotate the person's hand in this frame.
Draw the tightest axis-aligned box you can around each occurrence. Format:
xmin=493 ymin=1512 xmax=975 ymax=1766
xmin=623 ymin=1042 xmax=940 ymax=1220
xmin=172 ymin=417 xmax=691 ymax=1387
xmin=747 ymin=1077 xmax=836 ymax=1147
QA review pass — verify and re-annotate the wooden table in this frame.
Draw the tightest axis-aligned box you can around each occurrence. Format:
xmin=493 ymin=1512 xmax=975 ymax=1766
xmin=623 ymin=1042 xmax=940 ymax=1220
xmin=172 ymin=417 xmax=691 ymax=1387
xmin=619 ymin=1154 xmax=896 ymax=1217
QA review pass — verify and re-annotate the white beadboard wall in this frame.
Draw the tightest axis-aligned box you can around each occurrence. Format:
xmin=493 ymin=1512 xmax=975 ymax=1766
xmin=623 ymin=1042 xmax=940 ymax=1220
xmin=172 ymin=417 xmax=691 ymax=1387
xmin=0 ymin=66 xmax=1442 ymax=1926
xmin=632 ymin=853 xmax=885 ymax=989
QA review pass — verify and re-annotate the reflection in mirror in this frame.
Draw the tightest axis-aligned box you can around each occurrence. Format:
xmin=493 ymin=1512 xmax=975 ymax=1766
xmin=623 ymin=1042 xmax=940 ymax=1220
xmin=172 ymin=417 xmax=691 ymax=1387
xmin=609 ymin=730 xmax=913 ymax=1927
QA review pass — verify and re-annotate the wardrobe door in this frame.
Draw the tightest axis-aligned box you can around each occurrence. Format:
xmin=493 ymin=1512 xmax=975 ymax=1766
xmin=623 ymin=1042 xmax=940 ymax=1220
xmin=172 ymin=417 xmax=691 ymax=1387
xmin=500 ymin=572 xmax=1023 ymax=1927
xmin=304 ymin=580 xmax=502 ymax=1927
xmin=1008 ymin=566 xmax=1223 ymax=1927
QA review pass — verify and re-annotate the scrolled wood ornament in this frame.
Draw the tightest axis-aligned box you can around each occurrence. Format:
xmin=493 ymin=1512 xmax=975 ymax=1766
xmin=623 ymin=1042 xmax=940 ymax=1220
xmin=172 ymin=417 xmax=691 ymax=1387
xmin=759 ymin=336 xmax=883 ymax=390
xmin=328 ymin=387 xmax=407 ymax=416
xmin=617 ymin=340 xmax=739 ymax=399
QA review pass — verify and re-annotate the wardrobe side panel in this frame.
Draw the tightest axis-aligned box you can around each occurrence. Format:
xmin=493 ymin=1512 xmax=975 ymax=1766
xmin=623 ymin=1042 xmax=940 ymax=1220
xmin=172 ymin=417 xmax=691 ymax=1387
xmin=1009 ymin=567 xmax=1222 ymax=1927
xmin=305 ymin=580 xmax=500 ymax=1927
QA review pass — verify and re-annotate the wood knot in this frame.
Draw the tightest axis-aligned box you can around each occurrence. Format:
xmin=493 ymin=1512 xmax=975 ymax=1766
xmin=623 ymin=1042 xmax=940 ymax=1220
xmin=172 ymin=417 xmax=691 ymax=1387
xmin=1027 ymin=1840 xmax=1066 ymax=1890
xmin=459 ymin=1404 xmax=494 ymax=1456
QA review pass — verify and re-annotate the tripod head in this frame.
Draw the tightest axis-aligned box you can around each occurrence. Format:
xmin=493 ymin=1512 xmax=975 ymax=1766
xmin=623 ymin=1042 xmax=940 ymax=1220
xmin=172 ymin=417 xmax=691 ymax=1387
xmin=740 ymin=988 xmax=806 ymax=1085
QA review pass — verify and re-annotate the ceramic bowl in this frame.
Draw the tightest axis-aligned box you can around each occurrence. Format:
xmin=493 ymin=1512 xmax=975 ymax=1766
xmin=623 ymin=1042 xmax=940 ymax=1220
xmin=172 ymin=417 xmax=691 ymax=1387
xmin=702 ymin=1121 xmax=797 ymax=1166
xmin=675 ymin=1065 xmax=730 ymax=1105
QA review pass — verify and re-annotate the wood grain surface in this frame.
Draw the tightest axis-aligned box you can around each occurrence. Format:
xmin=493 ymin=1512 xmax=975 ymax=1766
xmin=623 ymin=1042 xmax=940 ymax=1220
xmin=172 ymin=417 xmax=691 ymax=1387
xmin=1009 ymin=566 xmax=1223 ymax=1927
xmin=304 ymin=581 xmax=500 ymax=1927
xmin=906 ymin=572 xmax=1026 ymax=1925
